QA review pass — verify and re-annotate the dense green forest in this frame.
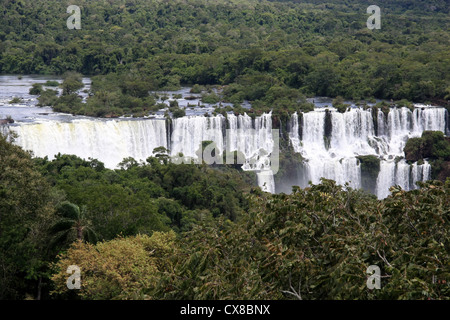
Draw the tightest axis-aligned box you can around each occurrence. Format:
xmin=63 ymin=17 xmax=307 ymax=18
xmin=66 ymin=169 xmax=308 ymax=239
xmin=1 ymin=0 xmax=449 ymax=117
xmin=1 ymin=133 xmax=448 ymax=300
xmin=0 ymin=132 xmax=256 ymax=299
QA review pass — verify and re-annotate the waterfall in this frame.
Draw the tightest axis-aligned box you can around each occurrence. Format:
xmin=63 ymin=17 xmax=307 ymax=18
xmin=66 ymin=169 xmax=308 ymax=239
xmin=257 ymin=171 xmax=275 ymax=194
xmin=376 ymin=159 xmax=431 ymax=199
xmin=226 ymin=112 xmax=274 ymax=171
xmin=329 ymin=108 xmax=375 ymax=155
xmin=289 ymin=105 xmax=447 ymax=198
xmin=11 ymin=119 xmax=168 ymax=169
xmin=170 ymin=115 xmax=226 ymax=159
xmin=411 ymin=161 xmax=431 ymax=189
xmin=288 ymin=112 xmax=301 ymax=153
xmin=9 ymin=104 xmax=446 ymax=197
xmin=170 ymin=112 xmax=275 ymax=192
xmin=11 ymin=113 xmax=276 ymax=193
xmin=412 ymin=106 xmax=447 ymax=134
xmin=304 ymin=157 xmax=361 ymax=189
xmin=293 ymin=109 xmax=364 ymax=190
xmin=0 ymin=124 xmax=9 ymax=137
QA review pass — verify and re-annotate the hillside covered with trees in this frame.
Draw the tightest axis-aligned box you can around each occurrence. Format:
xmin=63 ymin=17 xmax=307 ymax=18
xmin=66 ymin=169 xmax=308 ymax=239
xmin=1 ymin=0 xmax=449 ymax=117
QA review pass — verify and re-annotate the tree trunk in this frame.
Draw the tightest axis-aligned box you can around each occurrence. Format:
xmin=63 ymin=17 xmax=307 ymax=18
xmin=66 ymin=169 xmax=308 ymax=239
xmin=77 ymin=226 xmax=83 ymax=241
xmin=36 ymin=277 xmax=42 ymax=300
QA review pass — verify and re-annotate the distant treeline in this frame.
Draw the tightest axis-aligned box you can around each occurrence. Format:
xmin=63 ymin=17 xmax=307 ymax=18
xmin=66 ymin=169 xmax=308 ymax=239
xmin=0 ymin=0 xmax=449 ymax=112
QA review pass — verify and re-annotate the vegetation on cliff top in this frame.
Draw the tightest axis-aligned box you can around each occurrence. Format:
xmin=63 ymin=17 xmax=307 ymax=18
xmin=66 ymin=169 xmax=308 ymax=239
xmin=1 ymin=0 xmax=448 ymax=117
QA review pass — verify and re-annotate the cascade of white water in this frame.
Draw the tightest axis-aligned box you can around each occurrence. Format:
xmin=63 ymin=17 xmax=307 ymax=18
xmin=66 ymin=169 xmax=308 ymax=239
xmin=170 ymin=112 xmax=275 ymax=192
xmin=382 ymin=107 xmax=448 ymax=155
xmin=394 ymin=159 xmax=411 ymax=191
xmin=329 ymin=108 xmax=375 ymax=155
xmin=412 ymin=106 xmax=447 ymax=134
xmin=0 ymin=124 xmax=9 ymax=137
xmin=376 ymin=159 xmax=431 ymax=199
xmin=12 ymin=112 xmax=277 ymax=193
xmin=170 ymin=115 xmax=225 ymax=159
xmin=253 ymin=112 xmax=275 ymax=193
xmin=375 ymin=161 xmax=397 ymax=199
xmin=304 ymin=157 xmax=361 ymax=189
xmin=227 ymin=112 xmax=274 ymax=171
xmin=257 ymin=171 xmax=275 ymax=194
xmin=411 ymin=161 xmax=431 ymax=190
xmin=422 ymin=161 xmax=431 ymax=182
xmin=289 ymin=105 xmax=447 ymax=198
xmin=288 ymin=112 xmax=302 ymax=153
xmin=11 ymin=119 xmax=167 ymax=169
xmin=301 ymin=110 xmax=326 ymax=155
xmin=377 ymin=109 xmax=386 ymax=137
xmin=170 ymin=112 xmax=274 ymax=170
xmin=227 ymin=112 xmax=275 ymax=193
xmin=10 ymin=104 xmax=446 ymax=197
xmin=293 ymin=109 xmax=363 ymax=189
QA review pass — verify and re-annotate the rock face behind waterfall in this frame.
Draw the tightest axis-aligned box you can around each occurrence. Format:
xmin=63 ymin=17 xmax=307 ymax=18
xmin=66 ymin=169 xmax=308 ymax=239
xmin=10 ymin=105 xmax=448 ymax=198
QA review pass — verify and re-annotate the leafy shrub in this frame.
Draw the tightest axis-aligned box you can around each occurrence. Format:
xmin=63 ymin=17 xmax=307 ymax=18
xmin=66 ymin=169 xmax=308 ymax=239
xmin=29 ymin=83 xmax=43 ymax=95
xmin=51 ymin=232 xmax=178 ymax=300
xmin=37 ymin=89 xmax=59 ymax=107
xmin=190 ymin=84 xmax=205 ymax=94
xmin=201 ymin=92 xmax=220 ymax=104
xmin=9 ymin=97 xmax=23 ymax=104
xmin=172 ymin=108 xmax=186 ymax=118
xmin=45 ymin=80 xmax=60 ymax=87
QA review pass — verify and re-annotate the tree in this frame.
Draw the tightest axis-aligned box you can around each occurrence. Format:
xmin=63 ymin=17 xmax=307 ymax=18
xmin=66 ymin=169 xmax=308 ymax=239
xmin=50 ymin=232 xmax=178 ymax=300
xmin=60 ymin=71 xmax=84 ymax=96
xmin=0 ymin=134 xmax=55 ymax=299
xmin=152 ymin=146 xmax=170 ymax=164
xmin=37 ymin=89 xmax=58 ymax=107
xmin=171 ymin=107 xmax=186 ymax=118
xmin=50 ymin=201 xmax=97 ymax=248
xmin=157 ymin=179 xmax=449 ymax=300
xmin=29 ymin=83 xmax=43 ymax=95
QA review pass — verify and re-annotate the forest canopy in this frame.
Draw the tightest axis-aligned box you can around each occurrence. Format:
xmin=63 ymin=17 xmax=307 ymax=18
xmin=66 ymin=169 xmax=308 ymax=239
xmin=1 ymin=0 xmax=449 ymax=118
xmin=1 ymin=133 xmax=449 ymax=300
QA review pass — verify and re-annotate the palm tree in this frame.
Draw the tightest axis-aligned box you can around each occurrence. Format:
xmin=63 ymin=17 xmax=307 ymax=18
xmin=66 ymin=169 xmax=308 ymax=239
xmin=50 ymin=201 xmax=97 ymax=248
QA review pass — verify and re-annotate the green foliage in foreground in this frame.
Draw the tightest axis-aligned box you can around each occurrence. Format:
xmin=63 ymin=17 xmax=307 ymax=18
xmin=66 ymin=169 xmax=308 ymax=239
xmin=51 ymin=179 xmax=450 ymax=300
xmin=0 ymin=134 xmax=56 ymax=299
xmin=155 ymin=180 xmax=449 ymax=300
xmin=34 ymin=153 xmax=255 ymax=240
xmin=0 ymin=133 xmax=256 ymax=299
xmin=51 ymin=232 xmax=177 ymax=300
xmin=1 ymin=135 xmax=449 ymax=300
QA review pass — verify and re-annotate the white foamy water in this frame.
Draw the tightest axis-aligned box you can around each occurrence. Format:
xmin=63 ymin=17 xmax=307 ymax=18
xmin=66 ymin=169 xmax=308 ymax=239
xmin=11 ymin=119 xmax=168 ymax=169
xmin=289 ymin=106 xmax=447 ymax=198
